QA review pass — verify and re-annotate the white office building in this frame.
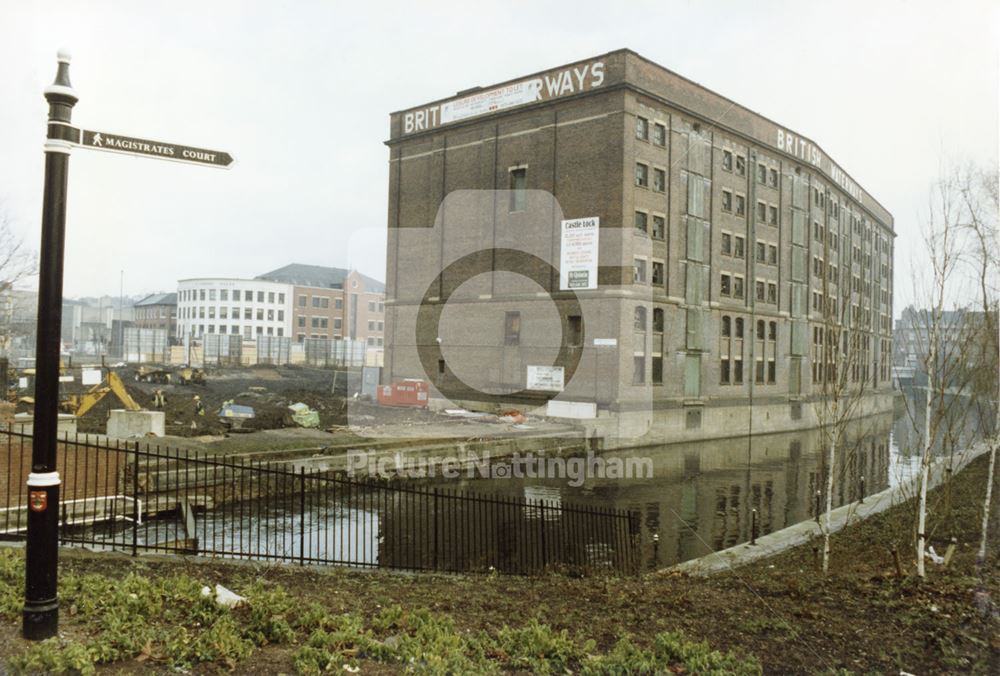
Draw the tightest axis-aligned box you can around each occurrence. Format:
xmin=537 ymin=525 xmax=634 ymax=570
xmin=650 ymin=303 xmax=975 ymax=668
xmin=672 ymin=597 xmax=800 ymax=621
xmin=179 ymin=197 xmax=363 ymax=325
xmin=176 ymin=278 xmax=294 ymax=340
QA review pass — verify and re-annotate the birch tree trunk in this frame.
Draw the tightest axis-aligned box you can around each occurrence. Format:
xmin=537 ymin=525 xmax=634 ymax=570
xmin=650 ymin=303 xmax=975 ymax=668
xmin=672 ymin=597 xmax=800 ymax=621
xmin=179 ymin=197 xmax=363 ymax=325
xmin=823 ymin=416 xmax=838 ymax=574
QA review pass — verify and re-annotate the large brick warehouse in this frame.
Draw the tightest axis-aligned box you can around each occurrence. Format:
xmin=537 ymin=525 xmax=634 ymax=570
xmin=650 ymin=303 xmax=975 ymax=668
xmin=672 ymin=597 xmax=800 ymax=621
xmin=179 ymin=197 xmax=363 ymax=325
xmin=383 ymin=49 xmax=894 ymax=445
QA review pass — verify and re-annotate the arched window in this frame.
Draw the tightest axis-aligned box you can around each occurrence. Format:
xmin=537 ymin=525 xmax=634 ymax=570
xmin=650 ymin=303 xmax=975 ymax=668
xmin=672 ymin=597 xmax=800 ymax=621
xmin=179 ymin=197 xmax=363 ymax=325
xmin=634 ymin=306 xmax=647 ymax=331
xmin=722 ymin=315 xmax=731 ymax=337
xmin=735 ymin=317 xmax=744 ymax=338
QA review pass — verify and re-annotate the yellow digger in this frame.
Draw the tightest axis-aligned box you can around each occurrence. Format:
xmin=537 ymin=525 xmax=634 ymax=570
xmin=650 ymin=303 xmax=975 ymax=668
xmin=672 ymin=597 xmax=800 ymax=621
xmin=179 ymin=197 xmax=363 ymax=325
xmin=61 ymin=371 xmax=142 ymax=417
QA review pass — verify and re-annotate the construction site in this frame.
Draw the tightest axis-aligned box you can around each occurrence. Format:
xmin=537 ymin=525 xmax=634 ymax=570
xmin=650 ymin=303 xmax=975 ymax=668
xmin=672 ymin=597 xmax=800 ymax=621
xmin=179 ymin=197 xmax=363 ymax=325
xmin=4 ymin=360 xmax=584 ymax=462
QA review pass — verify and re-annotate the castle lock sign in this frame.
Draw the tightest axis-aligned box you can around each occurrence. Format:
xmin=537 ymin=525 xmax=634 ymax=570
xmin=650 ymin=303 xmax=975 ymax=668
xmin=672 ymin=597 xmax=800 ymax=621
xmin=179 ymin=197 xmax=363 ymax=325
xmin=76 ymin=128 xmax=233 ymax=168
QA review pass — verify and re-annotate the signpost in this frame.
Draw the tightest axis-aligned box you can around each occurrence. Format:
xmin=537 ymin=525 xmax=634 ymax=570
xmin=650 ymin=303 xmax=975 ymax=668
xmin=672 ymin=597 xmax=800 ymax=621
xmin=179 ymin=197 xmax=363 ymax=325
xmin=23 ymin=50 xmax=233 ymax=641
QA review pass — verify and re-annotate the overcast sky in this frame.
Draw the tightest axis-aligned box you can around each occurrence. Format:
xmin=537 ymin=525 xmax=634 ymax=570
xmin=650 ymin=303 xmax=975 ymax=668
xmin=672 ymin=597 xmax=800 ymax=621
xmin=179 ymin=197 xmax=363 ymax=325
xmin=0 ymin=0 xmax=997 ymax=313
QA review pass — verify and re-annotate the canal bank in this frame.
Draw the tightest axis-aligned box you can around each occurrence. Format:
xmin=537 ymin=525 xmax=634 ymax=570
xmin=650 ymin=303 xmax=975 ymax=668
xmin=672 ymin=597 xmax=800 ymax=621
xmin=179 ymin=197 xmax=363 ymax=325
xmin=664 ymin=439 xmax=994 ymax=576
xmin=1 ymin=449 xmax=996 ymax=673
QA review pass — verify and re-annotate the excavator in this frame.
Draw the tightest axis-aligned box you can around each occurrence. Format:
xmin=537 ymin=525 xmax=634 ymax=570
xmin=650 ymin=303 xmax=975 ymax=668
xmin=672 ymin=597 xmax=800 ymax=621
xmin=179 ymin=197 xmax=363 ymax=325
xmin=60 ymin=371 xmax=142 ymax=417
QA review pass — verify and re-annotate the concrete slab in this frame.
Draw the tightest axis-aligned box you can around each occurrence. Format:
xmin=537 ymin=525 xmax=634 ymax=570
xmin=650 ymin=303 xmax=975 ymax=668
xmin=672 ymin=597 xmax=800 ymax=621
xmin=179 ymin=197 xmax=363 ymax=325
xmin=107 ymin=409 xmax=165 ymax=438
xmin=12 ymin=413 xmax=77 ymax=436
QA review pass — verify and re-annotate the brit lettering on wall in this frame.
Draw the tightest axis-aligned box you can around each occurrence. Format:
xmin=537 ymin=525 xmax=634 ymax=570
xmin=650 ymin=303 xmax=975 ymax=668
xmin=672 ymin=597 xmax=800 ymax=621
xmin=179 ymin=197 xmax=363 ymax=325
xmin=402 ymin=60 xmax=606 ymax=135
xmin=776 ymin=128 xmax=863 ymax=204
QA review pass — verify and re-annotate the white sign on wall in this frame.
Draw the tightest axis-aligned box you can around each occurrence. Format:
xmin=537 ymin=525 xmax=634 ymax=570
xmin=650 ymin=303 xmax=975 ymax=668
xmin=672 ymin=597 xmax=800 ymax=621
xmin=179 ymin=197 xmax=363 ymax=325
xmin=82 ymin=369 xmax=102 ymax=386
xmin=559 ymin=217 xmax=600 ymax=290
xmin=526 ymin=365 xmax=565 ymax=392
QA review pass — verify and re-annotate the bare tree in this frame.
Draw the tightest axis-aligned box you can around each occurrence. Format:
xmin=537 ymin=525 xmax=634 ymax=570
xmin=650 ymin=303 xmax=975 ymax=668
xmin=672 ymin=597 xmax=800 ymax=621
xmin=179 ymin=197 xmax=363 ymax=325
xmin=0 ymin=207 xmax=39 ymax=354
xmin=955 ymin=166 xmax=999 ymax=562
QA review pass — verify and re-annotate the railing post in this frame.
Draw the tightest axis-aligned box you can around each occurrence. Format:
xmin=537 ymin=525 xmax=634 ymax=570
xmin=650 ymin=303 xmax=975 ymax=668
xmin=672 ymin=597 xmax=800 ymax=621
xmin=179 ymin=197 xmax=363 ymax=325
xmin=433 ymin=488 xmax=439 ymax=570
xmin=298 ymin=467 xmax=306 ymax=566
xmin=539 ymin=501 xmax=547 ymax=572
xmin=132 ymin=441 xmax=139 ymax=557
xmin=750 ymin=508 xmax=758 ymax=545
xmin=815 ymin=490 xmax=821 ymax=524
xmin=859 ymin=475 xmax=865 ymax=504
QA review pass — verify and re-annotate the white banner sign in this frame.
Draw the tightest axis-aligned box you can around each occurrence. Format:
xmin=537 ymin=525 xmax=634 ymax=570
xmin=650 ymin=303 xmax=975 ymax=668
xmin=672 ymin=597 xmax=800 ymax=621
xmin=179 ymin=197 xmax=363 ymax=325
xmin=526 ymin=365 xmax=565 ymax=392
xmin=82 ymin=369 xmax=102 ymax=386
xmin=560 ymin=217 xmax=599 ymax=290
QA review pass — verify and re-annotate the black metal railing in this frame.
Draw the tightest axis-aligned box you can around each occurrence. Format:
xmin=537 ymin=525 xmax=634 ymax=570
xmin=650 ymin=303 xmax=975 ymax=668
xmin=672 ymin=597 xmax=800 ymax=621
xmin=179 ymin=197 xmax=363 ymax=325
xmin=1 ymin=427 xmax=640 ymax=576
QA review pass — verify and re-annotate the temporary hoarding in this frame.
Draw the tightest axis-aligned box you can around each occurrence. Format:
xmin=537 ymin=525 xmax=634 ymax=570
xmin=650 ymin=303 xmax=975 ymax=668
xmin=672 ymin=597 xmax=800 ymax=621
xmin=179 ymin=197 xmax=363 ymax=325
xmin=559 ymin=217 xmax=599 ymax=290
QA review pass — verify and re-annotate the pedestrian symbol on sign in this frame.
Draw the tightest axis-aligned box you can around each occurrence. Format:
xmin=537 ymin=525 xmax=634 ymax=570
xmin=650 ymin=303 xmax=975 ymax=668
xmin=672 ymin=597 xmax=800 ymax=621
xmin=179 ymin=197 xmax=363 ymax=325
xmin=92 ymin=132 xmax=102 ymax=146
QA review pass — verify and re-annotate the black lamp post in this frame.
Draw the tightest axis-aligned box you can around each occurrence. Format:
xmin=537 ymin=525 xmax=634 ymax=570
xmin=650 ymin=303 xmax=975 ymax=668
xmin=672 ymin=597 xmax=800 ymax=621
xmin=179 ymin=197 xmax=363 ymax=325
xmin=23 ymin=49 xmax=78 ymax=641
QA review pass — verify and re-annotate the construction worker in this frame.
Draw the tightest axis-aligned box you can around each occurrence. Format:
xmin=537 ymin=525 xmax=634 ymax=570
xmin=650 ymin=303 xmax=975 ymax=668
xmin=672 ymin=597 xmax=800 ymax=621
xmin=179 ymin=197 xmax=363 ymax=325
xmin=194 ymin=395 xmax=205 ymax=416
xmin=153 ymin=389 xmax=165 ymax=409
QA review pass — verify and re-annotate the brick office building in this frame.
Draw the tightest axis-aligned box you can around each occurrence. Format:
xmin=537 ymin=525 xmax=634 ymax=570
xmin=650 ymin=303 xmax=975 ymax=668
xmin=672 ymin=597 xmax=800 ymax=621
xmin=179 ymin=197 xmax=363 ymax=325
xmin=133 ymin=293 xmax=178 ymax=342
xmin=256 ymin=264 xmax=385 ymax=346
xmin=384 ymin=49 xmax=894 ymax=443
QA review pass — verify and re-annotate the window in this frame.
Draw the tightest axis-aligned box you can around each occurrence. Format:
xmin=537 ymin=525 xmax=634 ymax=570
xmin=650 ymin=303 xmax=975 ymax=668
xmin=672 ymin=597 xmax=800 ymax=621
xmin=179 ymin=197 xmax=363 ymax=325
xmin=756 ymin=241 xmax=766 ymax=263
xmin=653 ymin=123 xmax=666 ymax=146
xmin=208 ymin=307 xmax=215 ymax=319
xmin=298 ymin=295 xmax=306 ymax=307
xmin=635 ymin=162 xmax=648 ymax=188
xmin=634 ymin=306 xmax=647 ymax=331
xmin=652 ymin=356 xmax=663 ymax=384
xmin=721 ymin=232 xmax=732 ymax=255
xmin=768 ymin=244 xmax=777 ymax=265
xmin=721 ymin=273 xmax=732 ymax=296
xmin=721 ymin=190 xmax=732 ymax=212
xmin=735 ymin=155 xmax=746 ymax=176
xmin=733 ymin=275 xmax=743 ymax=298
xmin=504 ymin=311 xmax=521 ymax=346
xmin=220 ymin=307 xmax=228 ymax=319
xmin=298 ymin=316 xmax=306 ymax=327
xmin=278 ymin=310 xmax=284 ymax=321
xmin=767 ymin=282 xmax=777 ymax=304
xmin=220 ymin=289 xmax=228 ymax=301
xmin=722 ymin=150 xmax=733 ymax=171
xmin=568 ymin=315 xmax=583 ymax=347
xmin=257 ymin=291 xmax=264 ymax=303
xmin=312 ymin=297 xmax=321 ymax=307
xmin=267 ymin=309 xmax=274 ymax=321
xmin=768 ymin=168 xmax=778 ymax=187
xmin=768 ymin=205 xmax=778 ymax=226
xmin=652 ymin=308 xmax=664 ymax=332
xmin=735 ymin=194 xmax=745 ymax=216
xmin=757 ymin=163 xmax=767 ymax=184
xmin=278 ymin=293 xmax=285 ymax=304
xmin=268 ymin=292 xmax=275 ymax=303
xmin=509 ymin=167 xmax=527 ymax=211
xmin=633 ymin=258 xmax=647 ymax=283
xmin=653 ymin=168 xmax=665 ymax=192
xmin=368 ymin=320 xmax=375 ymax=331
xmin=634 ymin=211 xmax=648 ymax=233
xmin=199 ymin=290 xmax=205 ymax=301
xmin=244 ymin=308 xmax=252 ymax=320
xmin=334 ymin=318 xmax=342 ymax=329
xmin=335 ymin=298 xmax=343 ymax=309
xmin=652 ymin=261 xmax=664 ymax=285
xmin=368 ymin=301 xmax=376 ymax=312
xmin=734 ymin=236 xmax=745 ymax=259
xmin=633 ymin=356 xmax=646 ymax=385
xmin=756 ymin=201 xmax=767 ymax=222
xmin=756 ymin=280 xmax=765 ymax=301
xmin=635 ymin=116 xmax=648 ymax=141
xmin=652 ymin=215 xmax=665 ymax=240
xmin=256 ymin=309 xmax=264 ymax=320
xmin=321 ymin=298 xmax=330 ymax=309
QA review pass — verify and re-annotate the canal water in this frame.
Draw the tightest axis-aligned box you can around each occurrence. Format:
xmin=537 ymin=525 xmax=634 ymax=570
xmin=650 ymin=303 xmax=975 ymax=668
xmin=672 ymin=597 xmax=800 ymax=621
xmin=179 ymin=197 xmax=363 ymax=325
xmin=78 ymin=393 xmax=986 ymax=572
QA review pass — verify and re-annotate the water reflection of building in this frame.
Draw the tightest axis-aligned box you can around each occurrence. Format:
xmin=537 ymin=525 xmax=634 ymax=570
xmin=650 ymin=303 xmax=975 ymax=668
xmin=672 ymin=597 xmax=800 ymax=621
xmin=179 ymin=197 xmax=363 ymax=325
xmin=391 ymin=412 xmax=893 ymax=570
